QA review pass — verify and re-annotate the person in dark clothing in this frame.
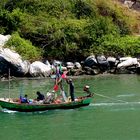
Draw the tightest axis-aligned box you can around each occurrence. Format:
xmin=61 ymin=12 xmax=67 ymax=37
xmin=20 ymin=94 xmax=29 ymax=103
xmin=36 ymin=91 xmax=45 ymax=101
xmin=66 ymin=79 xmax=75 ymax=101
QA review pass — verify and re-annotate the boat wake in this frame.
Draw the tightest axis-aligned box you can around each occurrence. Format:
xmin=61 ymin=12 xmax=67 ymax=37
xmin=90 ymin=101 xmax=140 ymax=107
xmin=1 ymin=108 xmax=50 ymax=114
xmin=116 ymin=94 xmax=135 ymax=97
xmin=2 ymin=108 xmax=17 ymax=113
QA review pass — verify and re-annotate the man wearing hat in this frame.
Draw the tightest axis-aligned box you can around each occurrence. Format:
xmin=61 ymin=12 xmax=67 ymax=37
xmin=83 ymin=85 xmax=93 ymax=97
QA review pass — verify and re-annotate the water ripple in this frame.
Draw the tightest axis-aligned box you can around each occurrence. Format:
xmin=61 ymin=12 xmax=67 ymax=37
xmin=91 ymin=102 xmax=140 ymax=106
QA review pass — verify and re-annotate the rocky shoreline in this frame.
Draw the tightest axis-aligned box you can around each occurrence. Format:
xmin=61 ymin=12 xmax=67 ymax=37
xmin=0 ymin=48 xmax=140 ymax=80
xmin=0 ymin=34 xmax=140 ymax=80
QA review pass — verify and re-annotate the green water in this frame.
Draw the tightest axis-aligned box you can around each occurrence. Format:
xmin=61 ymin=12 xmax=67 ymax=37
xmin=0 ymin=74 xmax=140 ymax=140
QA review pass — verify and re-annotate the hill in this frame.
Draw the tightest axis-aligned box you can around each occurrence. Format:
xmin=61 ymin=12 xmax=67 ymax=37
xmin=0 ymin=0 xmax=140 ymax=61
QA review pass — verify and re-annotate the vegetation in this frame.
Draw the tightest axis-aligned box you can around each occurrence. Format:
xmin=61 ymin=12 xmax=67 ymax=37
xmin=6 ymin=32 xmax=42 ymax=61
xmin=0 ymin=0 xmax=140 ymax=61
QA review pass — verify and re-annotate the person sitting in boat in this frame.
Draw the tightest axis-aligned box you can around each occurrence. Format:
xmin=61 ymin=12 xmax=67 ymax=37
xmin=36 ymin=91 xmax=45 ymax=101
xmin=83 ymin=85 xmax=93 ymax=97
xmin=43 ymin=91 xmax=55 ymax=104
xmin=20 ymin=94 xmax=29 ymax=103
xmin=66 ymin=78 xmax=75 ymax=101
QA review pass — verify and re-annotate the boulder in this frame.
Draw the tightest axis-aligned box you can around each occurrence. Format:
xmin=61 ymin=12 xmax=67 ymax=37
xmin=66 ymin=62 xmax=74 ymax=69
xmin=84 ymin=55 xmax=97 ymax=68
xmin=0 ymin=34 xmax=11 ymax=47
xmin=74 ymin=62 xmax=82 ymax=69
xmin=96 ymin=55 xmax=109 ymax=71
xmin=117 ymin=57 xmax=139 ymax=68
xmin=107 ymin=56 xmax=116 ymax=68
xmin=84 ymin=55 xmax=110 ymax=74
xmin=0 ymin=48 xmax=30 ymax=76
xmin=52 ymin=60 xmax=62 ymax=66
xmin=29 ymin=61 xmax=52 ymax=77
xmin=124 ymin=0 xmax=135 ymax=8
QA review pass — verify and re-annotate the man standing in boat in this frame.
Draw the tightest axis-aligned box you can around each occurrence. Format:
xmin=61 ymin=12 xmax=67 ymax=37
xmin=53 ymin=63 xmax=63 ymax=91
xmin=66 ymin=78 xmax=75 ymax=101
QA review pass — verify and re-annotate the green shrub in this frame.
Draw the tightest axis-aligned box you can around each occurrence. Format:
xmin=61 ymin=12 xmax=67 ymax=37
xmin=6 ymin=32 xmax=42 ymax=61
xmin=1 ymin=0 xmax=140 ymax=61
xmin=95 ymin=0 xmax=135 ymax=35
xmin=98 ymin=35 xmax=140 ymax=56
xmin=0 ymin=8 xmax=25 ymax=34
xmin=72 ymin=0 xmax=97 ymax=19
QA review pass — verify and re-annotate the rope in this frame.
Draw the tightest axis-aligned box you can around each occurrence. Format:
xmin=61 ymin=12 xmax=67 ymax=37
xmin=94 ymin=93 xmax=128 ymax=103
xmin=75 ymin=90 xmax=128 ymax=103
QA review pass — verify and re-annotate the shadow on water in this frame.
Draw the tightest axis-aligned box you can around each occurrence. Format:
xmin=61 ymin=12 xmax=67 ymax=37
xmin=0 ymin=106 xmax=90 ymax=115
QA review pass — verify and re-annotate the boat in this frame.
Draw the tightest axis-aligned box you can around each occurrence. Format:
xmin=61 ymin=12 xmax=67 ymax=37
xmin=0 ymin=68 xmax=93 ymax=112
xmin=0 ymin=94 xmax=93 ymax=112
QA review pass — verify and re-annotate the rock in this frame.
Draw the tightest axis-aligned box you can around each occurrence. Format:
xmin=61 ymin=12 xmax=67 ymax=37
xmin=52 ymin=60 xmax=62 ymax=66
xmin=124 ymin=0 xmax=135 ymax=8
xmin=0 ymin=48 xmax=30 ymax=76
xmin=84 ymin=55 xmax=97 ymax=68
xmin=84 ymin=66 xmax=100 ymax=75
xmin=96 ymin=55 xmax=109 ymax=72
xmin=84 ymin=55 xmax=110 ymax=74
xmin=66 ymin=62 xmax=74 ymax=69
xmin=29 ymin=61 xmax=52 ymax=77
xmin=74 ymin=62 xmax=82 ymax=69
xmin=107 ymin=56 xmax=116 ymax=69
xmin=117 ymin=57 xmax=139 ymax=68
xmin=0 ymin=34 xmax=11 ymax=47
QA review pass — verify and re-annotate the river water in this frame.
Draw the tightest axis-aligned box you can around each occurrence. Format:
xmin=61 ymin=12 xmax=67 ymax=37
xmin=0 ymin=74 xmax=140 ymax=140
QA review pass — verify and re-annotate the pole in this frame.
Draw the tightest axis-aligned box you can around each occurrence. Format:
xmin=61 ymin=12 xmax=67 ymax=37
xmin=8 ymin=68 xmax=10 ymax=100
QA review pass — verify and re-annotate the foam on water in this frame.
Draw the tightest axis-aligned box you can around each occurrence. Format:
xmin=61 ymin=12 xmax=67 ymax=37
xmin=1 ymin=108 xmax=50 ymax=114
xmin=90 ymin=101 xmax=140 ymax=107
xmin=2 ymin=108 xmax=17 ymax=114
xmin=117 ymin=94 xmax=135 ymax=97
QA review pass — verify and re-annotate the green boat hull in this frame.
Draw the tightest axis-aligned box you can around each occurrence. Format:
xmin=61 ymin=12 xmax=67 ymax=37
xmin=0 ymin=96 xmax=92 ymax=112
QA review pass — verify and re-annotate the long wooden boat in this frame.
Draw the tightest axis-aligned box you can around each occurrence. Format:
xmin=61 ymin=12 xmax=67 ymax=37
xmin=0 ymin=95 xmax=93 ymax=112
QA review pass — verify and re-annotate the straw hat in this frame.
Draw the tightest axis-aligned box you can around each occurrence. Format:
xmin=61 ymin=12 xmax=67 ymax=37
xmin=83 ymin=85 xmax=90 ymax=91
xmin=85 ymin=85 xmax=89 ymax=89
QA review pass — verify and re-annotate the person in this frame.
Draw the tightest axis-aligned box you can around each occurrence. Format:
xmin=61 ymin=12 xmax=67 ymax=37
xmin=83 ymin=85 xmax=93 ymax=97
xmin=66 ymin=78 xmax=75 ymax=101
xmin=55 ymin=64 xmax=62 ymax=83
xmin=44 ymin=91 xmax=55 ymax=104
xmin=53 ymin=64 xmax=63 ymax=91
xmin=36 ymin=91 xmax=45 ymax=101
xmin=20 ymin=94 xmax=29 ymax=103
